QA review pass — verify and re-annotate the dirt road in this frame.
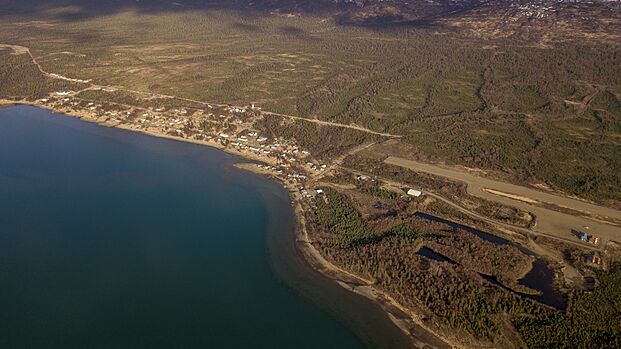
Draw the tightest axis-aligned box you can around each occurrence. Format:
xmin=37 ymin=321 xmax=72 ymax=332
xmin=261 ymin=111 xmax=402 ymax=138
xmin=0 ymin=44 xmax=91 ymax=83
xmin=385 ymin=156 xmax=621 ymax=249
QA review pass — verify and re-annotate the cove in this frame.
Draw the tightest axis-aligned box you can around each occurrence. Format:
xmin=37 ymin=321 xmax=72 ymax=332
xmin=0 ymin=105 xmax=411 ymax=349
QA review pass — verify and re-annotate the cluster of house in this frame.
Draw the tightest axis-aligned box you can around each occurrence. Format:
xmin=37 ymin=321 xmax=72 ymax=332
xmin=299 ymin=187 xmax=325 ymax=200
xmin=227 ymin=133 xmax=321 ymax=184
xmin=226 ymin=105 xmax=250 ymax=114
xmin=42 ymin=95 xmax=111 ymax=116
xmin=514 ymin=4 xmax=555 ymax=19
xmin=228 ymin=132 xmax=303 ymax=158
xmin=38 ymin=92 xmax=436 ymax=223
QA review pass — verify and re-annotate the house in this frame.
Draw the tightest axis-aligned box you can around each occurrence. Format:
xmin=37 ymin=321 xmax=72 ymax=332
xmin=407 ymin=189 xmax=423 ymax=197
xmin=588 ymin=235 xmax=600 ymax=245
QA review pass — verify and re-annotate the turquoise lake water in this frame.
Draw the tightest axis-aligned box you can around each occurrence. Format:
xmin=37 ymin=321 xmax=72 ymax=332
xmin=0 ymin=105 xmax=411 ymax=349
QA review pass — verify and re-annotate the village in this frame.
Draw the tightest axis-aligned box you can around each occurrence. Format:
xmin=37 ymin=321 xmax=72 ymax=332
xmin=35 ymin=89 xmax=348 ymax=203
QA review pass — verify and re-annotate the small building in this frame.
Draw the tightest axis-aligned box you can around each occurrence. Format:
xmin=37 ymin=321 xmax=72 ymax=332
xmin=577 ymin=232 xmax=599 ymax=245
xmin=407 ymin=189 xmax=423 ymax=197
xmin=588 ymin=235 xmax=600 ymax=245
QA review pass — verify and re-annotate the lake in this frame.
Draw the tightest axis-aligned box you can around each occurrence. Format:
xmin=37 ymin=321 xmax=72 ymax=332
xmin=0 ymin=105 xmax=412 ymax=348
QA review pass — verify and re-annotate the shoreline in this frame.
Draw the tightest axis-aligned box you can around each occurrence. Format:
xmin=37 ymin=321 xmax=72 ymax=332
xmin=0 ymin=100 xmax=17 ymax=109
xmin=236 ymin=162 xmax=458 ymax=348
xmin=287 ymin=186 xmax=465 ymax=349
xmin=3 ymin=100 xmax=460 ymax=348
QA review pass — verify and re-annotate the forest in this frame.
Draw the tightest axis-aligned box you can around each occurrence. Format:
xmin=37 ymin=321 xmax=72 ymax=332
xmin=312 ymin=187 xmax=621 ymax=348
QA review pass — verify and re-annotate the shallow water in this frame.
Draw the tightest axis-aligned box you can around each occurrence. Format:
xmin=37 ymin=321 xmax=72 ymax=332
xmin=0 ymin=106 xmax=413 ymax=348
xmin=518 ymin=259 xmax=566 ymax=309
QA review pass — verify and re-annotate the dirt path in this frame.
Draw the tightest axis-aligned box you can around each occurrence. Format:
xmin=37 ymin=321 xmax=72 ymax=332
xmin=126 ymin=88 xmax=400 ymax=138
xmin=262 ymin=111 xmax=402 ymax=138
xmin=384 ymin=156 xmax=621 ymax=249
xmin=313 ymin=141 xmax=378 ymax=181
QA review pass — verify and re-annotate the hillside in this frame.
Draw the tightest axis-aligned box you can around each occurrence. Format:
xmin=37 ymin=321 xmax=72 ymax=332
xmin=3 ymin=0 xmax=619 ymax=42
